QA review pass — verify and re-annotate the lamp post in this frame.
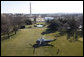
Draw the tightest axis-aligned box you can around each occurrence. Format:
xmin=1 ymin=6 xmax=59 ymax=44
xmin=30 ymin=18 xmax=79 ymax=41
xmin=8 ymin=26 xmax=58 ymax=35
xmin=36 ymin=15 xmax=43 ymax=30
xmin=67 ymin=26 xmax=71 ymax=40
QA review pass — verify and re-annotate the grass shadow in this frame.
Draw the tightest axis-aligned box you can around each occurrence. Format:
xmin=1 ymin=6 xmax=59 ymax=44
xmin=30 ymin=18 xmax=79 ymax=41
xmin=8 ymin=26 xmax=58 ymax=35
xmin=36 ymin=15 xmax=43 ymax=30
xmin=29 ymin=43 xmax=54 ymax=54
xmin=41 ymin=28 xmax=57 ymax=35
xmin=1 ymin=33 xmax=15 ymax=41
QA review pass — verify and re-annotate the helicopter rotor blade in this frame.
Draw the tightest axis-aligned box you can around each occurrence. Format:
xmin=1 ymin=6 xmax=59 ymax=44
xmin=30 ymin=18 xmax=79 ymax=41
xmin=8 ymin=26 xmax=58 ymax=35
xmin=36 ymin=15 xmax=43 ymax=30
xmin=33 ymin=48 xmax=35 ymax=54
xmin=25 ymin=46 xmax=33 ymax=48
xmin=29 ymin=43 xmax=33 ymax=47
xmin=57 ymin=49 xmax=60 ymax=54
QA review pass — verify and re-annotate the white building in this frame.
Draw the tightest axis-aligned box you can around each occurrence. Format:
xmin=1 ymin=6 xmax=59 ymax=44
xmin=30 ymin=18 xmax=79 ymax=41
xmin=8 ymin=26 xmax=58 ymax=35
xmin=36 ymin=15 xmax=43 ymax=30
xmin=44 ymin=17 xmax=54 ymax=20
xmin=78 ymin=25 xmax=83 ymax=31
xmin=36 ymin=15 xmax=45 ymax=22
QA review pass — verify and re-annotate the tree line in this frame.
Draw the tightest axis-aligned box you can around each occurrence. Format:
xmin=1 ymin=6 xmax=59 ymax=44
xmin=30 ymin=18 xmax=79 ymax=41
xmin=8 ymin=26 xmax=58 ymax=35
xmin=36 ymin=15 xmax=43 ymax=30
xmin=45 ymin=14 xmax=83 ymax=40
xmin=1 ymin=14 xmax=32 ymax=40
xmin=1 ymin=13 xmax=83 ymax=41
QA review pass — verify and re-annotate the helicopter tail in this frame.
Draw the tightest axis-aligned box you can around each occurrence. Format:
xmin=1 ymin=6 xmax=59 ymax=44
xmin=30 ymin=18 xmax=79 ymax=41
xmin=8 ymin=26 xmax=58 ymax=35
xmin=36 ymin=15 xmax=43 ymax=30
xmin=29 ymin=43 xmax=33 ymax=47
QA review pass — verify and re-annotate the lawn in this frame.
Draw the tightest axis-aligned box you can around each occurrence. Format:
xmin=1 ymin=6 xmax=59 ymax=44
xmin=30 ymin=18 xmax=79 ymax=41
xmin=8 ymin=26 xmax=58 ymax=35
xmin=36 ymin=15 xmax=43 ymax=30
xmin=1 ymin=27 xmax=83 ymax=56
xmin=36 ymin=22 xmax=45 ymax=24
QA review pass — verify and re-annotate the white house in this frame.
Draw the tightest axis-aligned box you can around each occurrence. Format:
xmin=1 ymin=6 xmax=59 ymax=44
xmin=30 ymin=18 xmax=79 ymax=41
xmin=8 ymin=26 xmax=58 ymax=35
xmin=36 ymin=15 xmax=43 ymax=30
xmin=36 ymin=15 xmax=45 ymax=22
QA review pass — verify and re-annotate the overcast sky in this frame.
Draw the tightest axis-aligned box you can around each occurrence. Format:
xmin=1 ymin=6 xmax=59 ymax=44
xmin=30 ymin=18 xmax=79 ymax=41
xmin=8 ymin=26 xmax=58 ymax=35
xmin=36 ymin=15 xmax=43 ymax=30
xmin=1 ymin=1 xmax=83 ymax=14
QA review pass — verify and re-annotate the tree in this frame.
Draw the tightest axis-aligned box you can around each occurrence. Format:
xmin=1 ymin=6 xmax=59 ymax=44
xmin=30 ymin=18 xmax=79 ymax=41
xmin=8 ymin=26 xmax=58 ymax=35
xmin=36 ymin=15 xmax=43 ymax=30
xmin=1 ymin=14 xmax=12 ymax=38
xmin=66 ymin=16 xmax=79 ymax=40
xmin=44 ymin=14 xmax=83 ymax=40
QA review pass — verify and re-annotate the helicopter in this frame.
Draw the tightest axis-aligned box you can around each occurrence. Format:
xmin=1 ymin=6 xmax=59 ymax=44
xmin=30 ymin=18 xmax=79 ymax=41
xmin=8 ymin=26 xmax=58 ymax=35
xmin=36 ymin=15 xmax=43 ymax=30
xmin=29 ymin=36 xmax=57 ymax=54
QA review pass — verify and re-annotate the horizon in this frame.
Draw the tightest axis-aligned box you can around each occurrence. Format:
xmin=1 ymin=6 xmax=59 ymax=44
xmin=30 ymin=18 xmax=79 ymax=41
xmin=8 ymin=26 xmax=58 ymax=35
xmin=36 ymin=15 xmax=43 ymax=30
xmin=1 ymin=12 xmax=83 ymax=14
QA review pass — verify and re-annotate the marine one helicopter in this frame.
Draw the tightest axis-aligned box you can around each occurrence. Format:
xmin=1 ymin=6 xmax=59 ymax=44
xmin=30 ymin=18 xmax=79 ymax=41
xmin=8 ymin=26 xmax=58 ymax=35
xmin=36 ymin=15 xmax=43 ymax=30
xmin=29 ymin=36 xmax=57 ymax=54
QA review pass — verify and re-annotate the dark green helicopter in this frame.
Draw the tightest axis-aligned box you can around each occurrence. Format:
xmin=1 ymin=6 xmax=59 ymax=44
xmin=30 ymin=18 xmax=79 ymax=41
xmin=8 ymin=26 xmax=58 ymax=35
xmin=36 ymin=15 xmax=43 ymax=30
xmin=29 ymin=36 xmax=57 ymax=54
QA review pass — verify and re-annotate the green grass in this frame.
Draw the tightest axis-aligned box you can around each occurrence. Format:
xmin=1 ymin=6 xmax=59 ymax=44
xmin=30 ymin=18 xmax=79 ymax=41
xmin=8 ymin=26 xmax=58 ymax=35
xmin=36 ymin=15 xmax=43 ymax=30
xmin=25 ymin=25 xmax=33 ymax=28
xmin=36 ymin=22 xmax=45 ymax=24
xmin=1 ymin=27 xmax=83 ymax=56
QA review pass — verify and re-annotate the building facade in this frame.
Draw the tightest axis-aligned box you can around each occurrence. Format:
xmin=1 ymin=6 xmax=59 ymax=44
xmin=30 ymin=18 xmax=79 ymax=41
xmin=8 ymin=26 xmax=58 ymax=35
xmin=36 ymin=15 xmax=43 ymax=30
xmin=36 ymin=15 xmax=45 ymax=22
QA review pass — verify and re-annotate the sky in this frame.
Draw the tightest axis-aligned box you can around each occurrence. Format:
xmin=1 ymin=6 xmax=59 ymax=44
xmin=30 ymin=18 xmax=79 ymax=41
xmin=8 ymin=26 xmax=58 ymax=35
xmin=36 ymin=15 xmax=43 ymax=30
xmin=1 ymin=1 xmax=83 ymax=14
